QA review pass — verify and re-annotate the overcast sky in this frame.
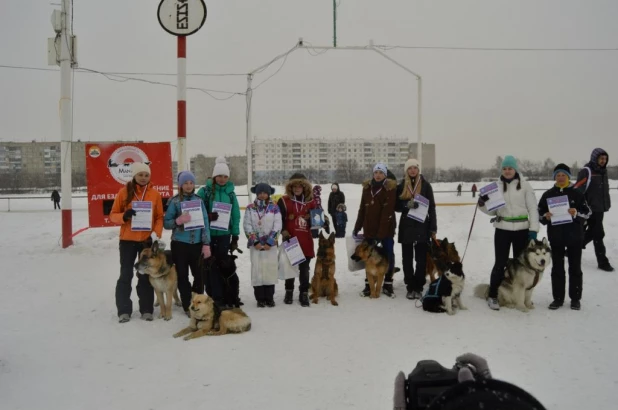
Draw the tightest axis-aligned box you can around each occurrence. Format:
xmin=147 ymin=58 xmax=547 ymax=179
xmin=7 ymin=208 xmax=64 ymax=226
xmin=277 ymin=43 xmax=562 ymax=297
xmin=1 ymin=0 xmax=617 ymax=170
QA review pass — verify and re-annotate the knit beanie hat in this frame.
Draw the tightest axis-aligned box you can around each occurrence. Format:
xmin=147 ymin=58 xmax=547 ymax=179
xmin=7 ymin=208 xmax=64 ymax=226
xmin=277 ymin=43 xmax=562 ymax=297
xmin=405 ymin=158 xmax=420 ymax=172
xmin=251 ymin=182 xmax=275 ymax=196
xmin=177 ymin=171 xmax=196 ymax=186
xmin=553 ymin=163 xmax=572 ymax=179
xmin=131 ymin=162 xmax=151 ymax=177
xmin=501 ymin=155 xmax=518 ymax=170
xmin=373 ymin=163 xmax=388 ymax=175
xmin=212 ymin=156 xmax=230 ymax=177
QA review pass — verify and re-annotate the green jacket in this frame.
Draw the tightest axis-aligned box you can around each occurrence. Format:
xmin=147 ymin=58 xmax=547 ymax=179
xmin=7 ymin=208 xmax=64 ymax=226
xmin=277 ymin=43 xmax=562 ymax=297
xmin=196 ymin=179 xmax=241 ymax=237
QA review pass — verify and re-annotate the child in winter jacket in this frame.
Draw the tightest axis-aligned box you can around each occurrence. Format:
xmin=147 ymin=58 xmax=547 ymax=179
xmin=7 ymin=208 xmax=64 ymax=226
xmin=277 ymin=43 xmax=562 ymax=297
xmin=478 ymin=155 xmax=539 ymax=311
xmin=334 ymin=203 xmax=347 ymax=238
xmin=311 ymin=185 xmax=323 ymax=238
xmin=196 ymin=156 xmax=241 ymax=309
xmin=164 ymin=171 xmax=211 ymax=315
xmin=244 ymin=183 xmax=282 ymax=307
xmin=277 ymin=173 xmax=319 ymax=307
xmin=109 ymin=162 xmax=164 ymax=323
xmin=538 ymin=164 xmax=591 ymax=311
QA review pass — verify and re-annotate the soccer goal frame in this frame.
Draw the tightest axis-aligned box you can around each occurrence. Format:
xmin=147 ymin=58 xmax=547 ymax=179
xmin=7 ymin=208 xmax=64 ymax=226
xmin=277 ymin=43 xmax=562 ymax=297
xmin=245 ymin=39 xmax=423 ymax=200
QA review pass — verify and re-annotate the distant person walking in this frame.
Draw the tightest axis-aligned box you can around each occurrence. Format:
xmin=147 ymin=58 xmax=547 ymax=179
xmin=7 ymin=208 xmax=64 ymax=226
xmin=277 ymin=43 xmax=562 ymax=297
xmin=51 ymin=190 xmax=61 ymax=210
xmin=471 ymin=184 xmax=478 ymax=198
xmin=457 ymin=184 xmax=462 ymax=197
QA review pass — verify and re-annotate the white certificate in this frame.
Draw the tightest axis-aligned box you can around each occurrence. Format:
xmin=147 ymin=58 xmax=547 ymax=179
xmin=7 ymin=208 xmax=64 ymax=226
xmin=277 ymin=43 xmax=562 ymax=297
xmin=210 ymin=201 xmax=232 ymax=231
xmin=131 ymin=201 xmax=152 ymax=231
xmin=407 ymin=194 xmax=430 ymax=222
xmin=480 ymin=182 xmax=506 ymax=212
xmin=283 ymin=236 xmax=306 ymax=267
xmin=180 ymin=200 xmax=205 ymax=231
xmin=547 ymin=195 xmax=573 ymax=225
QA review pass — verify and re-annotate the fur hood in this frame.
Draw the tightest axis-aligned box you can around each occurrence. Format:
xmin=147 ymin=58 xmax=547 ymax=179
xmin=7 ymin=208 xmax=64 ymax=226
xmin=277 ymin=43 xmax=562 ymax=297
xmin=285 ymin=177 xmax=313 ymax=200
xmin=361 ymin=178 xmax=397 ymax=191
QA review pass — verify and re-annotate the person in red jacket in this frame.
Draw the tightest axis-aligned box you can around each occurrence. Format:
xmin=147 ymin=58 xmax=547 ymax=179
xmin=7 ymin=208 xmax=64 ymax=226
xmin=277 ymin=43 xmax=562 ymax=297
xmin=109 ymin=162 xmax=164 ymax=323
xmin=278 ymin=173 xmax=319 ymax=307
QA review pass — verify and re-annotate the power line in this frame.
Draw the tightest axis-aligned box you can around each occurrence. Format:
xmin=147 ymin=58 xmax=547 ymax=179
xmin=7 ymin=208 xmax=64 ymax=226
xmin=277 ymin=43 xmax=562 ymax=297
xmin=375 ymin=45 xmax=618 ymax=51
xmin=0 ymin=64 xmax=245 ymax=77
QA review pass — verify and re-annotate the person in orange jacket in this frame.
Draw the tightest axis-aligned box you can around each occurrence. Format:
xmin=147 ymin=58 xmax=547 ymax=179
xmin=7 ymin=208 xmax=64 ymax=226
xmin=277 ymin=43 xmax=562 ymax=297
xmin=110 ymin=162 xmax=164 ymax=323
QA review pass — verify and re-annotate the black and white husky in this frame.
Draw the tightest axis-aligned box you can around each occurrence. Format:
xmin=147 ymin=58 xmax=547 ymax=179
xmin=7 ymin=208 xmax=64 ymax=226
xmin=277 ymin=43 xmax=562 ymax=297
xmin=475 ymin=238 xmax=551 ymax=312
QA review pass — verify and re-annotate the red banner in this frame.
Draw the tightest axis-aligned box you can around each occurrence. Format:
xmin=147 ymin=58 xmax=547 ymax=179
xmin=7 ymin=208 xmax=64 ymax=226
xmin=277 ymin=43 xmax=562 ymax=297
xmin=85 ymin=142 xmax=173 ymax=228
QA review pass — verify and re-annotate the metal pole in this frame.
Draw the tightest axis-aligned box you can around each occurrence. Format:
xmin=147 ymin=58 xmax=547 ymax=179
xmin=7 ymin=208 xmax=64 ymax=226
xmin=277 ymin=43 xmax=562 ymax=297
xmin=246 ymin=74 xmax=253 ymax=201
xmin=333 ymin=0 xmax=337 ymax=48
xmin=417 ymin=77 xmax=423 ymax=169
xmin=60 ymin=0 xmax=73 ymax=248
xmin=177 ymin=36 xmax=187 ymax=172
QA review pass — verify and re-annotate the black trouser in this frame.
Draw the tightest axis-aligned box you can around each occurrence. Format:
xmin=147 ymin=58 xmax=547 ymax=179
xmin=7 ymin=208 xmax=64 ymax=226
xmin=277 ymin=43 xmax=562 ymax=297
xmin=472 ymin=191 xmax=476 ymax=197
xmin=550 ymin=235 xmax=583 ymax=302
xmin=488 ymin=229 xmax=529 ymax=298
xmin=401 ymin=242 xmax=429 ymax=292
xmin=285 ymin=258 xmax=312 ymax=293
xmin=53 ymin=200 xmax=60 ymax=209
xmin=254 ymin=285 xmax=275 ymax=302
xmin=584 ymin=212 xmax=609 ymax=266
xmin=207 ymin=235 xmax=233 ymax=306
xmin=171 ymin=241 xmax=204 ymax=311
xmin=116 ymin=240 xmax=154 ymax=317
xmin=335 ymin=223 xmax=346 ymax=238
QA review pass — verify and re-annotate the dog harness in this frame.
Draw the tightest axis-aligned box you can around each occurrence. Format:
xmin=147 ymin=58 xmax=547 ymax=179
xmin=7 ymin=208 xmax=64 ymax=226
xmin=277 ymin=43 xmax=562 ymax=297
xmin=526 ymin=271 xmax=542 ymax=290
xmin=422 ymin=275 xmax=443 ymax=302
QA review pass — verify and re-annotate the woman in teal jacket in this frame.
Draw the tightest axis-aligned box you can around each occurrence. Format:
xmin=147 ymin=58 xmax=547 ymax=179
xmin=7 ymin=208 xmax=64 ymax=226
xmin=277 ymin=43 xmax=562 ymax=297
xmin=164 ymin=171 xmax=210 ymax=315
xmin=196 ymin=157 xmax=241 ymax=308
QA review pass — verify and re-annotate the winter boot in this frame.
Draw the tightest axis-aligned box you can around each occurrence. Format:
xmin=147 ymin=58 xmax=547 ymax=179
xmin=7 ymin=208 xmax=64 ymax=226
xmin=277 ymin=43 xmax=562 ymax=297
xmin=598 ymin=263 xmax=615 ymax=272
xmin=118 ymin=314 xmax=130 ymax=323
xmin=487 ymin=297 xmax=500 ymax=311
xmin=141 ymin=313 xmax=154 ymax=321
xmin=265 ymin=299 xmax=276 ymax=308
xmin=359 ymin=283 xmax=371 ymax=297
xmin=257 ymin=300 xmax=266 ymax=308
xmin=299 ymin=292 xmax=310 ymax=307
xmin=548 ymin=300 xmax=564 ymax=310
xmin=570 ymin=300 xmax=581 ymax=310
xmin=406 ymin=290 xmax=422 ymax=300
xmin=284 ymin=290 xmax=293 ymax=305
xmin=382 ymin=283 xmax=395 ymax=298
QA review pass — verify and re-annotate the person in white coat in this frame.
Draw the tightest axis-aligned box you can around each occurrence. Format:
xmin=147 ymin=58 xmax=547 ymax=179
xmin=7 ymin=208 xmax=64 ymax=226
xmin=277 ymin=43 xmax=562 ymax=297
xmin=243 ymin=183 xmax=282 ymax=307
xmin=478 ymin=155 xmax=540 ymax=311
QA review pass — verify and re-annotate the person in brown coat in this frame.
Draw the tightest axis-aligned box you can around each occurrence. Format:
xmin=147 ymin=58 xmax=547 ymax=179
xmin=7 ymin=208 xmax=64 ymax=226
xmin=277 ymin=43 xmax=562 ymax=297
xmin=353 ymin=162 xmax=398 ymax=297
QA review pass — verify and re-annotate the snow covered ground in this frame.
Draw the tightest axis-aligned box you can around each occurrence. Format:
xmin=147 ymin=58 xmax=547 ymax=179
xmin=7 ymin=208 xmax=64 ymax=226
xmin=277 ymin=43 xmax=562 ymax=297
xmin=1 ymin=181 xmax=617 ymax=409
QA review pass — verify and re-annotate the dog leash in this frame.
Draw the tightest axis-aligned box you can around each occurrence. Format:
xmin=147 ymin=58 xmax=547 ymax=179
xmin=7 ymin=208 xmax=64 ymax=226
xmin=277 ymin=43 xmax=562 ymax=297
xmin=460 ymin=203 xmax=479 ymax=264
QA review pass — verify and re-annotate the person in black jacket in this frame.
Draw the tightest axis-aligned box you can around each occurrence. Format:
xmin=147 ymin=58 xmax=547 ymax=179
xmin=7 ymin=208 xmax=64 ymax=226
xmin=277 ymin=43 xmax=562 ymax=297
xmin=575 ymin=148 xmax=613 ymax=271
xmin=395 ymin=158 xmax=437 ymax=300
xmin=51 ymin=189 xmax=61 ymax=210
xmin=327 ymin=183 xmax=345 ymax=222
xmin=539 ymin=164 xmax=592 ymax=311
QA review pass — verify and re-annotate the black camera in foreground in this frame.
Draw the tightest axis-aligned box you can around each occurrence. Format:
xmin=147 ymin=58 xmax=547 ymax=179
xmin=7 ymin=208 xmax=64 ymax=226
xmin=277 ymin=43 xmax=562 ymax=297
xmin=405 ymin=360 xmax=461 ymax=409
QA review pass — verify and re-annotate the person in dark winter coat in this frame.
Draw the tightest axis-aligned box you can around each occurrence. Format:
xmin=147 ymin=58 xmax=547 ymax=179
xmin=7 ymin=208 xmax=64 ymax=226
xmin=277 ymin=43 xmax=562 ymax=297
xmin=278 ymin=173 xmax=319 ymax=307
xmin=471 ymin=184 xmax=478 ymax=198
xmin=353 ymin=163 xmax=398 ymax=298
xmin=575 ymin=148 xmax=613 ymax=271
xmin=334 ymin=203 xmax=347 ymax=238
xmin=51 ymin=189 xmax=61 ymax=209
xmin=327 ymin=183 xmax=345 ymax=222
xmin=457 ymin=184 xmax=462 ymax=197
xmin=539 ymin=164 xmax=591 ymax=311
xmin=395 ymin=158 xmax=437 ymax=300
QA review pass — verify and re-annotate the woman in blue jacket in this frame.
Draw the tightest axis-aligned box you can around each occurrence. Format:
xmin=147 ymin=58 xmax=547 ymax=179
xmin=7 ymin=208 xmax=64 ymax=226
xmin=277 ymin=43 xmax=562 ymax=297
xmin=164 ymin=171 xmax=210 ymax=316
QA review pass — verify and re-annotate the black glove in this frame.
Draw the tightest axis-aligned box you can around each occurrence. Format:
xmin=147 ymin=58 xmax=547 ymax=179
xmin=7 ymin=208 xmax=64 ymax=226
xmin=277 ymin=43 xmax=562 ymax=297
xmin=281 ymin=230 xmax=291 ymax=242
xmin=230 ymin=235 xmax=239 ymax=251
xmin=478 ymin=194 xmax=489 ymax=207
xmin=208 ymin=212 xmax=219 ymax=222
xmin=412 ymin=202 xmax=420 ymax=209
xmin=123 ymin=209 xmax=136 ymax=222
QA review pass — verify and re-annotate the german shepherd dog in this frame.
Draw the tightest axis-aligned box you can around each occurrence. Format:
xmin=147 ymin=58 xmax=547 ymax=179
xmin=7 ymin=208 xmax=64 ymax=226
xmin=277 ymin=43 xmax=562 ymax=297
xmin=310 ymin=231 xmax=338 ymax=306
xmin=134 ymin=241 xmax=181 ymax=320
xmin=474 ymin=238 xmax=551 ymax=312
xmin=427 ymin=238 xmax=460 ymax=281
xmin=173 ymin=293 xmax=251 ymax=340
xmin=351 ymin=240 xmax=389 ymax=299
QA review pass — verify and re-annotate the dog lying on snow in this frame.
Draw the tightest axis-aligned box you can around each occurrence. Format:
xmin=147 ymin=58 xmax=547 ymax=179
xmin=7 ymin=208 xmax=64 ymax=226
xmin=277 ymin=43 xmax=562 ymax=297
xmin=173 ymin=293 xmax=251 ymax=340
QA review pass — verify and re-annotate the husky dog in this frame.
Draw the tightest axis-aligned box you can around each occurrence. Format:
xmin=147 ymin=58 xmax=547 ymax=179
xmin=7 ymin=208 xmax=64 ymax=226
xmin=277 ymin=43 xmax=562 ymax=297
xmin=423 ymin=261 xmax=467 ymax=315
xmin=475 ymin=238 xmax=551 ymax=312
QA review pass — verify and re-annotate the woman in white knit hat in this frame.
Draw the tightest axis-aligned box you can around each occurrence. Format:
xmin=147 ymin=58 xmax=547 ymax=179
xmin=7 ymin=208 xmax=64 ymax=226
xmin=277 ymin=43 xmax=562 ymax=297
xmin=196 ymin=156 xmax=241 ymax=309
xmin=395 ymin=158 xmax=437 ymax=300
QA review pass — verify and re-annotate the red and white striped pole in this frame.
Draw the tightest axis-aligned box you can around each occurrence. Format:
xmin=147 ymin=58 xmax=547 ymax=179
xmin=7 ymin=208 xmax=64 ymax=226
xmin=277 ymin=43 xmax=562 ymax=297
xmin=59 ymin=0 xmax=73 ymax=248
xmin=177 ymin=36 xmax=187 ymax=172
